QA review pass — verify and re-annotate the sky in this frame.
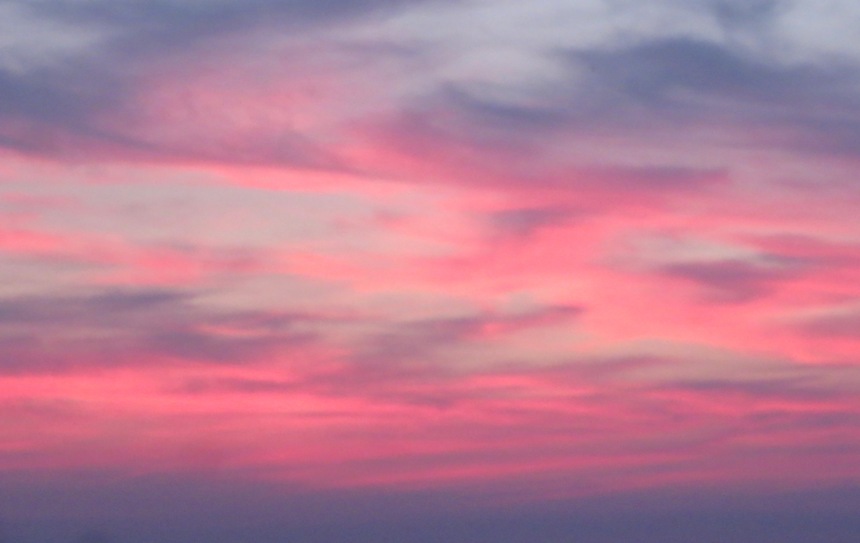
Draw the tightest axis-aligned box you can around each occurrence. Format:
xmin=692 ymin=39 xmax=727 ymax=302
xmin=1 ymin=0 xmax=859 ymax=541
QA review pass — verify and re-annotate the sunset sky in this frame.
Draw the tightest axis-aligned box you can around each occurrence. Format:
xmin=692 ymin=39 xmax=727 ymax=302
xmin=1 ymin=1 xmax=859 ymax=541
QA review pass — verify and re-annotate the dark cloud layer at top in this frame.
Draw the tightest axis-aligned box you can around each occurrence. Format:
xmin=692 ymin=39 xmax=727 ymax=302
xmin=709 ymin=0 xmax=782 ymax=28
xmin=0 ymin=66 xmax=113 ymax=127
xmin=561 ymin=36 xmax=860 ymax=139
xmin=27 ymin=0 xmax=441 ymax=53
xmin=429 ymin=34 xmax=860 ymax=134
xmin=3 ymin=0 xmax=860 ymax=177
xmin=0 ymin=0 xmax=446 ymax=163
xmin=345 ymin=28 xmax=860 ymax=199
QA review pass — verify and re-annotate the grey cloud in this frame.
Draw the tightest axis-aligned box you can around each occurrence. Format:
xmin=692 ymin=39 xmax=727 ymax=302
xmin=795 ymin=117 xmax=860 ymax=158
xmin=0 ymin=0 xmax=444 ymax=163
xmin=559 ymin=36 xmax=860 ymax=162
xmin=708 ymin=0 xmax=783 ymax=29
xmin=0 ymin=287 xmax=583 ymax=376
xmin=488 ymin=206 xmax=582 ymax=238
xmin=357 ymin=305 xmax=583 ymax=361
xmin=440 ymin=84 xmax=570 ymax=132
xmin=0 ymin=60 xmax=130 ymax=157
xmin=580 ymin=164 xmax=726 ymax=192
xmin=661 ymin=257 xmax=805 ymax=303
xmin=144 ymin=327 xmax=314 ymax=363
xmin=178 ymin=362 xmax=458 ymax=410
xmin=662 ymin=375 xmax=843 ymax=402
xmin=632 ymin=372 xmax=860 ymax=446
xmin=370 ymin=32 xmax=860 ymax=195
xmin=27 ymin=0 xmax=440 ymax=54
xmin=179 ymin=376 xmax=301 ymax=395
xmin=4 ymin=0 xmax=860 ymax=172
xmin=138 ymin=310 xmax=320 ymax=364
xmin=0 ymin=288 xmax=331 ymax=372
xmin=799 ymin=311 xmax=860 ymax=339
xmin=0 ymin=65 xmax=115 ymax=126
xmin=425 ymin=35 xmax=850 ymax=139
xmin=0 ymin=288 xmax=188 ymax=326
xmin=188 ymin=305 xmax=586 ymax=407
xmin=434 ymin=34 xmax=860 ymax=162
xmin=0 ymin=59 xmax=345 ymax=167
xmin=375 ymin=102 xmax=727 ymax=198
xmin=567 ymin=37 xmax=849 ymax=113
